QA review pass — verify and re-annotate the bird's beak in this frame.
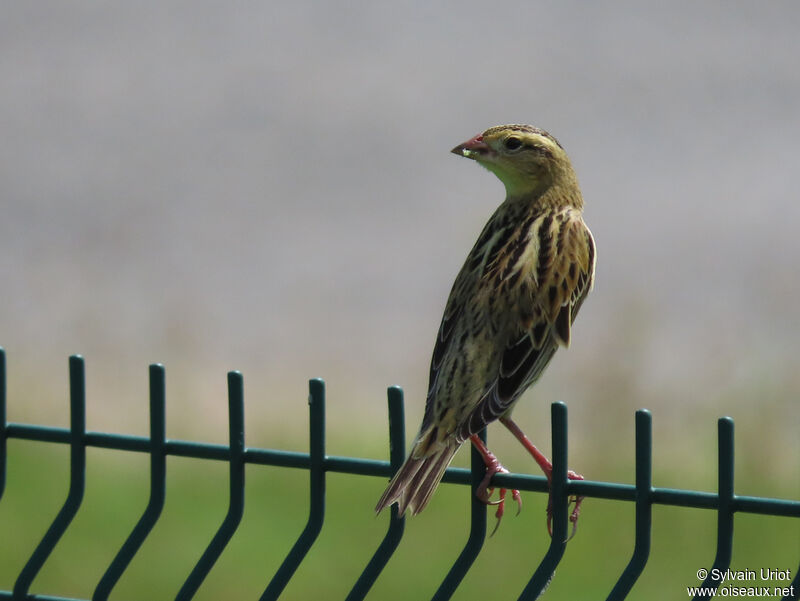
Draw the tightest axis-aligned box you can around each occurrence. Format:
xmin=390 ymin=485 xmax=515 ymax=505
xmin=451 ymin=134 xmax=490 ymax=159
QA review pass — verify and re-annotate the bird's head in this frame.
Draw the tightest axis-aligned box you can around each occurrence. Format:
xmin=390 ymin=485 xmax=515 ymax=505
xmin=451 ymin=124 xmax=575 ymax=199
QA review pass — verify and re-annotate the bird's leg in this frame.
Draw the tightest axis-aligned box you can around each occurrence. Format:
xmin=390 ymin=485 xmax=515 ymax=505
xmin=499 ymin=417 xmax=584 ymax=539
xmin=468 ymin=434 xmax=522 ymax=534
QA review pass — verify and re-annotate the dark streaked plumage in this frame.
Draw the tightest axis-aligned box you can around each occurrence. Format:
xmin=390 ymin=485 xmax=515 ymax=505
xmin=376 ymin=124 xmax=595 ymax=522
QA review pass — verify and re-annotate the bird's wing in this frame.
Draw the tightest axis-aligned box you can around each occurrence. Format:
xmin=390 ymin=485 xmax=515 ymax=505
xmin=460 ymin=214 xmax=595 ymax=439
xmin=426 ymin=300 xmax=460 ymax=398
xmin=417 ymin=213 xmax=513 ymax=437
xmin=410 ymin=295 xmax=464 ymax=458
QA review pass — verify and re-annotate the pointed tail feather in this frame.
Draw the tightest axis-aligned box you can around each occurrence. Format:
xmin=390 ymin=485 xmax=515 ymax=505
xmin=375 ymin=442 xmax=459 ymax=516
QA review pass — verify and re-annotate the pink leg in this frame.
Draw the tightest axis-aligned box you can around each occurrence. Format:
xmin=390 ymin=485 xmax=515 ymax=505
xmin=468 ymin=435 xmax=522 ymax=534
xmin=499 ymin=417 xmax=584 ymax=539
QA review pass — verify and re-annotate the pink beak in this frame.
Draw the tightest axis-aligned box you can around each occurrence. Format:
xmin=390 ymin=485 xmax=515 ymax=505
xmin=451 ymin=134 xmax=490 ymax=157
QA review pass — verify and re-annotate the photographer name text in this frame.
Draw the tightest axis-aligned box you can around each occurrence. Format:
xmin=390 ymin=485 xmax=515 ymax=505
xmin=709 ymin=569 xmax=791 ymax=583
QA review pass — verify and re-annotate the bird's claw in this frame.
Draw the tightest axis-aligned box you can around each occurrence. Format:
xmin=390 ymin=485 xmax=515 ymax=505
xmin=545 ymin=470 xmax=585 ymax=540
xmin=491 ymin=488 xmax=523 ymax=535
xmin=475 ymin=461 xmax=522 ymax=535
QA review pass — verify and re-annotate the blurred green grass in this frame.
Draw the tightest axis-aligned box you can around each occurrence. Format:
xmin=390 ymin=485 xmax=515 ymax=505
xmin=1 ymin=431 xmax=797 ymax=601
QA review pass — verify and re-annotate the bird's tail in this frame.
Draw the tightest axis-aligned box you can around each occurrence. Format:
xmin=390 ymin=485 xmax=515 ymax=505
xmin=375 ymin=439 xmax=459 ymax=516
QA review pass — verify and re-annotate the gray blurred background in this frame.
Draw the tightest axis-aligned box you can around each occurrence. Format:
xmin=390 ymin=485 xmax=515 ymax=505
xmin=1 ymin=2 xmax=797 ymax=479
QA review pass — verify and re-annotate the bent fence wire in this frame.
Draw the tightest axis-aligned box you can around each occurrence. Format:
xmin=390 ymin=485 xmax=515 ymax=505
xmin=0 ymin=349 xmax=798 ymax=601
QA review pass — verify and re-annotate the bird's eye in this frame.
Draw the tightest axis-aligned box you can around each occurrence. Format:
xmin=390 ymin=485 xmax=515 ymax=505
xmin=503 ymin=137 xmax=523 ymax=151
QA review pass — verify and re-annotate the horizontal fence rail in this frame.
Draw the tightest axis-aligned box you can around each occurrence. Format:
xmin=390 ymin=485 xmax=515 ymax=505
xmin=0 ymin=348 xmax=798 ymax=601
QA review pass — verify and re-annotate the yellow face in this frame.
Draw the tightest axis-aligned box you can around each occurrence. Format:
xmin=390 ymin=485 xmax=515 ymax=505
xmin=452 ymin=124 xmax=570 ymax=197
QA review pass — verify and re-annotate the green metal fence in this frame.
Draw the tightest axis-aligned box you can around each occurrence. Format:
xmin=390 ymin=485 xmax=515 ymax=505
xmin=0 ymin=348 xmax=798 ymax=601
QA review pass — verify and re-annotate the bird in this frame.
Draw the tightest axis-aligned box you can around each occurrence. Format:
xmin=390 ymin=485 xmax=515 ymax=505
xmin=375 ymin=124 xmax=596 ymax=535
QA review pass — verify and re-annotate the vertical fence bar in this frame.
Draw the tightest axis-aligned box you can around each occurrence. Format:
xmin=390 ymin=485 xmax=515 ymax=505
xmin=781 ymin=561 xmax=799 ymax=601
xmin=693 ymin=417 xmax=735 ymax=601
xmin=345 ymin=385 xmax=406 ymax=601
xmin=518 ymin=401 xmax=569 ymax=600
xmin=606 ymin=409 xmax=653 ymax=600
xmin=260 ymin=378 xmax=326 ymax=601
xmin=176 ymin=371 xmax=246 ymax=601
xmin=431 ymin=428 xmax=487 ymax=601
xmin=93 ymin=364 xmax=167 ymax=601
xmin=0 ymin=348 xmax=6 ymax=502
xmin=14 ymin=355 xmax=87 ymax=598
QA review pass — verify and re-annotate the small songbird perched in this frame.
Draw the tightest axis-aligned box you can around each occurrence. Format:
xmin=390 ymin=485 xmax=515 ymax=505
xmin=375 ymin=124 xmax=596 ymax=535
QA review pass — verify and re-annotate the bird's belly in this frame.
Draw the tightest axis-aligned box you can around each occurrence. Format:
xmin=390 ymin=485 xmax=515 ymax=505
xmin=434 ymin=331 xmax=502 ymax=425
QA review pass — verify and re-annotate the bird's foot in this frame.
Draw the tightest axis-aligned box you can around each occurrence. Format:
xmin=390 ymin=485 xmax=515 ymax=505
xmin=546 ymin=469 xmax=584 ymax=540
xmin=469 ymin=435 xmax=522 ymax=535
xmin=498 ymin=417 xmax=585 ymax=540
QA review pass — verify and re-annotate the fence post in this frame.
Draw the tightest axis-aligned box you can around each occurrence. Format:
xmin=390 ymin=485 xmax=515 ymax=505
xmin=693 ymin=417 xmax=735 ymax=600
xmin=345 ymin=385 xmax=406 ymax=600
xmin=0 ymin=348 xmax=6 ymax=502
xmin=518 ymin=401 xmax=570 ymax=600
xmin=176 ymin=370 xmax=246 ymax=600
xmin=260 ymin=378 xmax=326 ymax=600
xmin=606 ymin=409 xmax=653 ymax=599
xmin=431 ymin=428 xmax=488 ymax=601
xmin=14 ymin=355 xmax=87 ymax=599
xmin=93 ymin=364 xmax=167 ymax=600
